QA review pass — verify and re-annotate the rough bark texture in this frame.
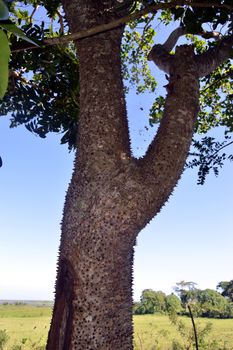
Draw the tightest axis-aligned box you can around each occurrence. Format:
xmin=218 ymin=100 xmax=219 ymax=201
xmin=46 ymin=1 xmax=231 ymax=349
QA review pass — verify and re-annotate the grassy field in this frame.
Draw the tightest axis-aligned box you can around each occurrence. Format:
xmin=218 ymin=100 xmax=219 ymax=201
xmin=0 ymin=304 xmax=51 ymax=349
xmin=0 ymin=304 xmax=233 ymax=349
xmin=134 ymin=314 xmax=233 ymax=350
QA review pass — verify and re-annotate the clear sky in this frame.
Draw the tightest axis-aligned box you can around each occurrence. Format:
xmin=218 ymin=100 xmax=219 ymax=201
xmin=0 ymin=24 xmax=233 ymax=302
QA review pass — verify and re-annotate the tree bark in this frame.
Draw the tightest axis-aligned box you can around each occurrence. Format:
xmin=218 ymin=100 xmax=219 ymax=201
xmin=47 ymin=2 xmax=136 ymax=348
xmin=47 ymin=2 xmax=202 ymax=349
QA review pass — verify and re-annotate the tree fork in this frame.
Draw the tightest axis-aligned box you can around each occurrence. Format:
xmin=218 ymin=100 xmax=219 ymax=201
xmin=47 ymin=47 xmax=200 ymax=350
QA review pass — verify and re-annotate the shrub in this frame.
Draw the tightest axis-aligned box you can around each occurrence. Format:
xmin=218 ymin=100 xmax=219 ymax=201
xmin=0 ymin=329 xmax=9 ymax=350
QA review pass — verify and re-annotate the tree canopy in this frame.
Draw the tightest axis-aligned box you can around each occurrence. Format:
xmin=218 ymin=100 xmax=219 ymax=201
xmin=217 ymin=280 xmax=233 ymax=302
xmin=0 ymin=0 xmax=233 ymax=182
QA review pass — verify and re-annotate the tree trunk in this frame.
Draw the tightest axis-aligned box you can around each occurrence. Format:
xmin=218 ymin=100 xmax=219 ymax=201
xmin=47 ymin=1 xmax=201 ymax=349
xmin=47 ymin=5 xmax=137 ymax=348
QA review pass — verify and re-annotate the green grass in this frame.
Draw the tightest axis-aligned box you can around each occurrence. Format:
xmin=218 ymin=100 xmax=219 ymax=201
xmin=0 ymin=304 xmax=51 ymax=318
xmin=0 ymin=305 xmax=51 ymax=349
xmin=133 ymin=314 xmax=233 ymax=350
xmin=0 ymin=305 xmax=233 ymax=349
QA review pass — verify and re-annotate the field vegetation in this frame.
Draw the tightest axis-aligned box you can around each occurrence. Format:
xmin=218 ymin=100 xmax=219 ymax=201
xmin=134 ymin=281 xmax=233 ymax=319
xmin=0 ymin=304 xmax=51 ymax=349
xmin=134 ymin=314 xmax=233 ymax=350
xmin=1 ymin=304 xmax=233 ymax=349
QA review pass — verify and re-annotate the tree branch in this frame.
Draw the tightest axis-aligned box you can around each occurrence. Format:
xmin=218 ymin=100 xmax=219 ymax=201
xmin=148 ymin=27 xmax=186 ymax=73
xmin=135 ymin=45 xmax=200 ymax=216
xmin=188 ymin=140 xmax=233 ymax=164
xmin=202 ymin=68 xmax=233 ymax=92
xmin=195 ymin=34 xmax=233 ymax=77
xmin=29 ymin=5 xmax=39 ymax=23
xmin=187 ymin=304 xmax=199 ymax=350
xmin=11 ymin=1 xmax=233 ymax=52
xmin=56 ymin=10 xmax=65 ymax=34
xmin=210 ymin=140 xmax=233 ymax=160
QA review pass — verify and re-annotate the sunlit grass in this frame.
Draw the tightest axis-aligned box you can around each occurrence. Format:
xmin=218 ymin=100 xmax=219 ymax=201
xmin=0 ymin=305 xmax=233 ymax=349
xmin=0 ymin=304 xmax=51 ymax=349
xmin=133 ymin=314 xmax=233 ymax=350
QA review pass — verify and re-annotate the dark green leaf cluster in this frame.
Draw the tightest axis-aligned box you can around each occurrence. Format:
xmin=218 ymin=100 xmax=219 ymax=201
xmin=187 ymin=136 xmax=232 ymax=185
xmin=198 ymin=59 xmax=233 ymax=133
xmin=217 ymin=280 xmax=233 ymax=302
xmin=160 ymin=1 xmax=233 ymax=35
xmin=149 ymin=95 xmax=164 ymax=125
xmin=0 ymin=22 xmax=79 ymax=150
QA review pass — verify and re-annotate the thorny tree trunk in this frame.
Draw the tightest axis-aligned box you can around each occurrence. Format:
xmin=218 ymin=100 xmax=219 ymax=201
xmin=46 ymin=1 xmax=207 ymax=349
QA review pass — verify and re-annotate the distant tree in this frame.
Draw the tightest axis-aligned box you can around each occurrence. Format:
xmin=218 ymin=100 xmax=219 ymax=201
xmin=174 ymin=281 xmax=198 ymax=306
xmin=165 ymin=293 xmax=182 ymax=314
xmin=197 ymin=289 xmax=229 ymax=318
xmin=135 ymin=284 xmax=233 ymax=319
xmin=217 ymin=280 xmax=233 ymax=302
xmin=173 ymin=281 xmax=200 ymax=349
xmin=136 ymin=289 xmax=166 ymax=314
xmin=133 ymin=299 xmax=146 ymax=315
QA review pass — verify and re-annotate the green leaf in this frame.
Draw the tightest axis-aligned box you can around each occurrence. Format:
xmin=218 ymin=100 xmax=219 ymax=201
xmin=0 ymin=22 xmax=39 ymax=46
xmin=0 ymin=29 xmax=10 ymax=98
xmin=0 ymin=0 xmax=9 ymax=20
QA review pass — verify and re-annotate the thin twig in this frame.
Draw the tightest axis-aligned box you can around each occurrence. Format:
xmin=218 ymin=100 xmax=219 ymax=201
xmin=211 ymin=140 xmax=233 ymax=159
xmin=11 ymin=1 xmax=233 ymax=52
xmin=56 ymin=10 xmax=64 ymax=35
xmin=29 ymin=5 xmax=39 ymax=23
xmin=187 ymin=304 xmax=199 ymax=350
xmin=189 ymin=140 xmax=233 ymax=163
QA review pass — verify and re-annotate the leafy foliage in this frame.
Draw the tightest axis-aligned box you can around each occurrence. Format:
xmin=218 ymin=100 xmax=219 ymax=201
xmin=169 ymin=311 xmax=214 ymax=350
xmin=187 ymin=136 xmax=233 ymax=185
xmin=0 ymin=3 xmax=79 ymax=150
xmin=217 ymin=280 xmax=233 ymax=302
xmin=0 ymin=0 xmax=39 ymax=100
xmin=7 ymin=36 xmax=79 ymax=150
xmin=121 ymin=12 xmax=157 ymax=94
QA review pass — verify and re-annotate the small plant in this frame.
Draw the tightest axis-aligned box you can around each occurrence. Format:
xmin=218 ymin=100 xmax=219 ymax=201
xmin=0 ymin=329 xmax=9 ymax=350
xmin=21 ymin=338 xmax=27 ymax=344
xmin=11 ymin=346 xmax=22 ymax=350
xmin=172 ymin=339 xmax=185 ymax=350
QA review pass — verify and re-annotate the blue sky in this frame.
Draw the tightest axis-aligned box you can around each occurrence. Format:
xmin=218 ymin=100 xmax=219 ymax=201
xmin=0 ymin=24 xmax=233 ymax=301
